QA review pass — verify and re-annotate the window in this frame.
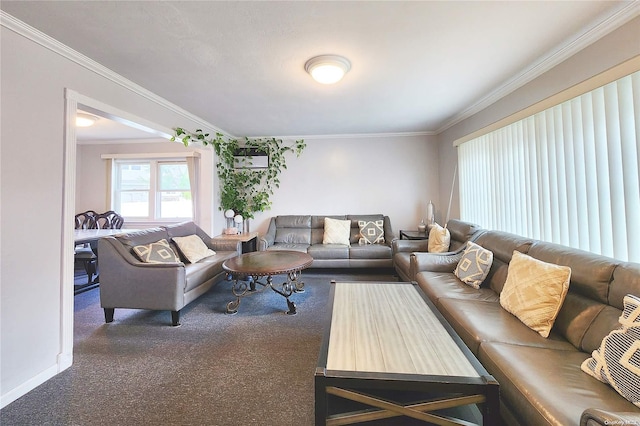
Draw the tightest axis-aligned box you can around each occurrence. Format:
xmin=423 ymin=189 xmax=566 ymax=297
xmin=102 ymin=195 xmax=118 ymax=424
xmin=457 ymin=69 xmax=639 ymax=263
xmin=113 ymin=159 xmax=193 ymax=221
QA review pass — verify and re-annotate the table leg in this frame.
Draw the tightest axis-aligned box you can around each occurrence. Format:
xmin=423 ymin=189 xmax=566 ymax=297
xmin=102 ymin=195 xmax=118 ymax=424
xmin=226 ymin=278 xmax=250 ymax=314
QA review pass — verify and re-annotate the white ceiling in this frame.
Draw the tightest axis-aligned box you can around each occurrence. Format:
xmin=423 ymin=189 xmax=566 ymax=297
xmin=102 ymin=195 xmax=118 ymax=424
xmin=2 ymin=1 xmax=637 ymax=138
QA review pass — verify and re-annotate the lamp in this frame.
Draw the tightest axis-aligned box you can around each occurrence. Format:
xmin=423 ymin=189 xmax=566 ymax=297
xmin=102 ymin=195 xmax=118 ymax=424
xmin=76 ymin=112 xmax=99 ymax=127
xmin=305 ymin=55 xmax=351 ymax=84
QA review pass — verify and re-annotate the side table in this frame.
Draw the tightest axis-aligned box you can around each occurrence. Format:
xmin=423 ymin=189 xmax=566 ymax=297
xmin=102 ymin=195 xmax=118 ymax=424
xmin=399 ymin=230 xmax=429 ymax=240
xmin=213 ymin=231 xmax=259 ymax=253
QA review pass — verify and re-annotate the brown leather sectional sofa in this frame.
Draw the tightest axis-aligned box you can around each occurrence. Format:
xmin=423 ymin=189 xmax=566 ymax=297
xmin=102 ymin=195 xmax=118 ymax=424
xmin=410 ymin=225 xmax=640 ymax=425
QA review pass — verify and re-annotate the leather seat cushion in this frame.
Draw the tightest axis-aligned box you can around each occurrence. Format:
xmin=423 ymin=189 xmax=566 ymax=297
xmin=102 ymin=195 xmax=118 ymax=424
xmin=308 ymin=244 xmax=349 ymax=259
xmin=437 ymin=297 xmax=576 ymax=354
xmin=416 ymin=271 xmax=500 ymax=304
xmin=266 ymin=243 xmax=310 ymax=253
xmin=479 ymin=342 xmax=638 ymax=426
xmin=184 ymin=251 xmax=235 ymax=292
xmin=349 ymin=244 xmax=392 ymax=259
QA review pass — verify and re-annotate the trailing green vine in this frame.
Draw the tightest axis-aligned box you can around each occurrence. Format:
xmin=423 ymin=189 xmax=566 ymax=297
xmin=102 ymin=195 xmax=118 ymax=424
xmin=172 ymin=128 xmax=306 ymax=219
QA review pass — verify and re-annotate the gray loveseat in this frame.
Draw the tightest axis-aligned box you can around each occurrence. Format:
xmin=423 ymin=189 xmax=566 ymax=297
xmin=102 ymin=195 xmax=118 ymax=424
xmin=258 ymin=215 xmax=396 ymax=268
xmin=98 ymin=222 xmax=240 ymax=326
xmin=412 ymin=229 xmax=640 ymax=425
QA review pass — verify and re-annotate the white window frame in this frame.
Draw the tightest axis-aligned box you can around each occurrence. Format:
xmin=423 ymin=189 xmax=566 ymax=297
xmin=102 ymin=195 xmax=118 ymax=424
xmin=104 ymin=152 xmax=199 ymax=224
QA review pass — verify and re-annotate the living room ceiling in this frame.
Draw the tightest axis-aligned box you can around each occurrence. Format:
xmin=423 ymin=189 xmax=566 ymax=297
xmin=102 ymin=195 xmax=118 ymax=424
xmin=2 ymin=1 xmax=636 ymax=138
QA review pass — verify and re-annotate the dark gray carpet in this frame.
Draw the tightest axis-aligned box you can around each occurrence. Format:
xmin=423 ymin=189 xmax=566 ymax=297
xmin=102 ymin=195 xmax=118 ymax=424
xmin=1 ymin=270 xmax=398 ymax=426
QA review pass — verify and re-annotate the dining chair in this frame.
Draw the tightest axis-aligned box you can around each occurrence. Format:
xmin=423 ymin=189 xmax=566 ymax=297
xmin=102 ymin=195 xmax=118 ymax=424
xmin=74 ymin=211 xmax=98 ymax=285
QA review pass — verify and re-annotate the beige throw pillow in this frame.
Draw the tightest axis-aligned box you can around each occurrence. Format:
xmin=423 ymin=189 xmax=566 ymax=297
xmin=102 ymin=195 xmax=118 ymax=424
xmin=323 ymin=217 xmax=351 ymax=245
xmin=172 ymin=234 xmax=216 ymax=263
xmin=500 ymin=251 xmax=571 ymax=338
xmin=454 ymin=241 xmax=493 ymax=289
xmin=428 ymin=223 xmax=450 ymax=253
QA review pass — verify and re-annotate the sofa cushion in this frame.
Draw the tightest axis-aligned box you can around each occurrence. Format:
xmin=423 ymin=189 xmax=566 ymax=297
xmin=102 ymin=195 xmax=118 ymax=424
xmin=266 ymin=243 xmax=310 ymax=253
xmin=437 ymin=297 xmax=575 ymax=354
xmin=115 ymin=227 xmax=167 ymax=252
xmin=428 ymin=223 xmax=450 ymax=253
xmin=479 ymin=342 xmax=636 ymax=426
xmin=500 ymin=251 xmax=571 ymax=338
xmin=348 ymin=215 xmax=385 ymax=244
xmin=183 ymin=252 xmax=234 ymax=292
xmin=132 ymin=239 xmax=180 ymax=264
xmin=172 ymin=234 xmax=216 ymax=263
xmin=323 ymin=217 xmax=351 ymax=245
xmin=454 ymin=242 xmax=493 ymax=289
xmin=311 ymin=215 xmax=346 ymax=244
xmin=358 ymin=220 xmax=385 ymax=245
xmin=528 ymin=241 xmax=618 ymax=305
xmin=417 ymin=272 xmax=500 ymax=304
xmin=349 ymin=244 xmax=392 ymax=260
xmin=308 ymin=244 xmax=349 ymax=259
xmin=581 ymin=294 xmax=640 ymax=408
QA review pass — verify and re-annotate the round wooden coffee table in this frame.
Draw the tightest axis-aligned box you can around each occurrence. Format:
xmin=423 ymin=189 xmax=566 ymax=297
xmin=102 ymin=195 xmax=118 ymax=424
xmin=222 ymin=250 xmax=313 ymax=315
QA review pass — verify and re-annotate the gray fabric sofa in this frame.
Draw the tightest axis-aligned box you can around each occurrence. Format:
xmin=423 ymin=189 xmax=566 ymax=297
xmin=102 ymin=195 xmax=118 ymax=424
xmin=392 ymin=219 xmax=484 ymax=282
xmin=414 ymin=229 xmax=640 ymax=426
xmin=257 ymin=215 xmax=396 ymax=268
xmin=98 ymin=222 xmax=240 ymax=326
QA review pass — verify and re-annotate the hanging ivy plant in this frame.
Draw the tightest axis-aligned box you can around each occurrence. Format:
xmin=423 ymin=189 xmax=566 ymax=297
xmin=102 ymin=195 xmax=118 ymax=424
xmin=172 ymin=128 xmax=306 ymax=219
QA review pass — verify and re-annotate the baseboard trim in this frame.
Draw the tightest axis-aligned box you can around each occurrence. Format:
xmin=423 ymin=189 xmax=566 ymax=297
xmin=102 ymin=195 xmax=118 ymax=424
xmin=0 ymin=363 xmax=59 ymax=409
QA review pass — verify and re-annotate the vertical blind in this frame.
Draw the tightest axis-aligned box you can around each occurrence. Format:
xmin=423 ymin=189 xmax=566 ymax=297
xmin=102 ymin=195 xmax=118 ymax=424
xmin=458 ymin=70 xmax=640 ymax=262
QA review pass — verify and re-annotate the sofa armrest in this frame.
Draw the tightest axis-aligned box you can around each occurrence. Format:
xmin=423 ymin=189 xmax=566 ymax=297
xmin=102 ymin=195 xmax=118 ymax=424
xmin=581 ymin=408 xmax=640 ymax=426
xmin=411 ymin=251 xmax=463 ymax=275
xmin=383 ymin=216 xmax=397 ymax=245
xmin=208 ymin=239 xmax=242 ymax=254
xmin=258 ymin=217 xmax=277 ymax=251
xmin=98 ymin=237 xmax=187 ymax=311
xmin=393 ymin=239 xmax=429 ymax=255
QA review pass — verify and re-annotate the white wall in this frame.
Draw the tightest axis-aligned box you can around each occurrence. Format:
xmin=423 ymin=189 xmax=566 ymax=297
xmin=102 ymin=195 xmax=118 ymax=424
xmin=247 ymin=134 xmax=440 ymax=236
xmin=76 ymin=141 xmax=215 ymax=233
xmin=437 ymin=16 xmax=640 ymax=222
xmin=0 ymin=24 xmax=213 ymax=407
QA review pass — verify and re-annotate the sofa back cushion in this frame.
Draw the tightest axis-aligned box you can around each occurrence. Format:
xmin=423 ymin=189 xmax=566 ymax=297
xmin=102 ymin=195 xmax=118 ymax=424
xmin=311 ymin=215 xmax=346 ymax=244
xmin=578 ymin=262 xmax=640 ymax=353
xmin=447 ymin=219 xmax=483 ymax=252
xmin=526 ymin=242 xmax=621 ymax=353
xmin=274 ymin=215 xmax=312 ymax=244
xmin=115 ymin=227 xmax=167 ymax=254
xmin=474 ymin=231 xmax=534 ymax=293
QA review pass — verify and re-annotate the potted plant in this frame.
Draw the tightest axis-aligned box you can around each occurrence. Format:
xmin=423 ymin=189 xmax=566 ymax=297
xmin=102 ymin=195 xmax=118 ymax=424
xmin=172 ymin=128 xmax=306 ymax=224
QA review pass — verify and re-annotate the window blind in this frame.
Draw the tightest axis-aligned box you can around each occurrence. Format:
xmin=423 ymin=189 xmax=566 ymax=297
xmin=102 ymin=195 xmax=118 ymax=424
xmin=458 ymin=70 xmax=639 ymax=262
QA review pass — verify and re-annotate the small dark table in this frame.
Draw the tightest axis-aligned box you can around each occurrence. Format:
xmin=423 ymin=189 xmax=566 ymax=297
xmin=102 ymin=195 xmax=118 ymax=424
xmin=222 ymin=250 xmax=313 ymax=315
xmin=400 ymin=230 xmax=429 ymax=240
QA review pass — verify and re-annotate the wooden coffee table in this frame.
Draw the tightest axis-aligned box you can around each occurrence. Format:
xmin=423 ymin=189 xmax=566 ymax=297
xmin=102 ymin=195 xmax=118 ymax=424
xmin=222 ymin=250 xmax=313 ymax=315
xmin=315 ymin=281 xmax=499 ymax=425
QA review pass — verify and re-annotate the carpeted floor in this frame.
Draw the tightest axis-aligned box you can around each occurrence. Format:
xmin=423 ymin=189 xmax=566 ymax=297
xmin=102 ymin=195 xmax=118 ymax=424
xmin=1 ymin=270 xmax=399 ymax=426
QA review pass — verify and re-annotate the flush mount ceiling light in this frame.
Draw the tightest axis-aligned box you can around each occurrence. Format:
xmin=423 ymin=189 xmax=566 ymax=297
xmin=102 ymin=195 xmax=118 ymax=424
xmin=76 ymin=112 xmax=99 ymax=127
xmin=305 ymin=55 xmax=351 ymax=84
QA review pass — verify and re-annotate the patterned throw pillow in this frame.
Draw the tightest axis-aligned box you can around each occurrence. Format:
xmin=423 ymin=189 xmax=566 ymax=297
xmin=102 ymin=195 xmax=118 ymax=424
xmin=428 ymin=223 xmax=450 ymax=253
xmin=133 ymin=239 xmax=180 ymax=264
xmin=454 ymin=241 xmax=494 ymax=289
xmin=500 ymin=251 xmax=571 ymax=338
xmin=358 ymin=220 xmax=385 ymax=245
xmin=581 ymin=294 xmax=640 ymax=408
xmin=172 ymin=234 xmax=216 ymax=263
xmin=323 ymin=217 xmax=351 ymax=245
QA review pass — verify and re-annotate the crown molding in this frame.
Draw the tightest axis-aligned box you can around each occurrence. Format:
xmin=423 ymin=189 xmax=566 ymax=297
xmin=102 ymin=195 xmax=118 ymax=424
xmin=0 ymin=11 xmax=234 ymax=139
xmin=435 ymin=1 xmax=640 ymax=135
xmin=266 ymin=130 xmax=436 ymax=141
